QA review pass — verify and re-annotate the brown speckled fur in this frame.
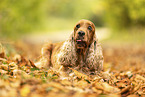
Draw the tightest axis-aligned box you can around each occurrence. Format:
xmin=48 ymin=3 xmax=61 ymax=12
xmin=35 ymin=19 xmax=103 ymax=74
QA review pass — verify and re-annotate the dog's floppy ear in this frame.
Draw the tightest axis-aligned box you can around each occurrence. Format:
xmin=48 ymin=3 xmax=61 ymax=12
xmin=92 ymin=34 xmax=98 ymax=51
xmin=88 ymin=34 xmax=98 ymax=51
xmin=86 ymin=33 xmax=103 ymax=73
xmin=68 ymin=32 xmax=75 ymax=42
xmin=57 ymin=31 xmax=77 ymax=67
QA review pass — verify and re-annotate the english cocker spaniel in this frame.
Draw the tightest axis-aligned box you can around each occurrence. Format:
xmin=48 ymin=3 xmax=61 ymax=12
xmin=35 ymin=19 xmax=103 ymax=75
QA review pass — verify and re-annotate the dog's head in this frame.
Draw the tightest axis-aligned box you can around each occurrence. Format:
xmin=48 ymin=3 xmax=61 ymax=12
xmin=73 ymin=19 xmax=95 ymax=49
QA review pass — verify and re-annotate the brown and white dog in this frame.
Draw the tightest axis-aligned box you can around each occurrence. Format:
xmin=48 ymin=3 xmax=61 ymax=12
xmin=35 ymin=19 xmax=103 ymax=75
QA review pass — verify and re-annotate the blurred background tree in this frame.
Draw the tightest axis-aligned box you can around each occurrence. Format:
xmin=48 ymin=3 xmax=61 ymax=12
xmin=0 ymin=0 xmax=145 ymax=39
xmin=104 ymin=0 xmax=145 ymax=30
xmin=0 ymin=0 xmax=47 ymax=38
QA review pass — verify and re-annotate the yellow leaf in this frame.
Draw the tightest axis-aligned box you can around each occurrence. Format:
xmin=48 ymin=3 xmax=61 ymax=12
xmin=20 ymin=85 xmax=31 ymax=97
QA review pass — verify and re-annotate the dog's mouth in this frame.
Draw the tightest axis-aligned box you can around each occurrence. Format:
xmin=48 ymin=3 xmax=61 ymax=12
xmin=76 ymin=39 xmax=87 ymax=48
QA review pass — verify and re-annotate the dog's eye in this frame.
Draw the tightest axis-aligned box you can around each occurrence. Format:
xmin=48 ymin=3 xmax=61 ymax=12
xmin=88 ymin=26 xmax=92 ymax=31
xmin=76 ymin=24 xmax=80 ymax=28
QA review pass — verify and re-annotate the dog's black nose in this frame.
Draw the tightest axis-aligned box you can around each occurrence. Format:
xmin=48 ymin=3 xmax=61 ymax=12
xmin=78 ymin=31 xmax=85 ymax=36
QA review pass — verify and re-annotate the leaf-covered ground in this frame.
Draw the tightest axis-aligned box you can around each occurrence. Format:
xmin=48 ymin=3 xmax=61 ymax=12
xmin=0 ymin=42 xmax=145 ymax=97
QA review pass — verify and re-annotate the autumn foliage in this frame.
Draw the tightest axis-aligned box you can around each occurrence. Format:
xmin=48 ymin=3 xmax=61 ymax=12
xmin=0 ymin=43 xmax=145 ymax=97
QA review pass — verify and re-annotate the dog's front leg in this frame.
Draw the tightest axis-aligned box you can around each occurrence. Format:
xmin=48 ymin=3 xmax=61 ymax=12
xmin=35 ymin=43 xmax=52 ymax=69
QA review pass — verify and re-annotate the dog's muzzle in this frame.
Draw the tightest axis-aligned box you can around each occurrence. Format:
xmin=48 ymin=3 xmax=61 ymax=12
xmin=78 ymin=31 xmax=85 ymax=37
xmin=76 ymin=39 xmax=87 ymax=48
xmin=75 ymin=31 xmax=87 ymax=48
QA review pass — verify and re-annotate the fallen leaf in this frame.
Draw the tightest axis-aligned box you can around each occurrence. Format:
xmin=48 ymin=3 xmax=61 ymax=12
xmin=20 ymin=85 xmax=31 ymax=97
xmin=93 ymin=82 xmax=120 ymax=94
xmin=0 ymin=43 xmax=5 ymax=58
xmin=68 ymin=67 xmax=91 ymax=80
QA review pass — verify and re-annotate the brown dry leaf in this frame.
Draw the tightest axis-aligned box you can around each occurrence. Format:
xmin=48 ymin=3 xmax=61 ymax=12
xmin=92 ymin=87 xmax=102 ymax=94
xmin=8 ymin=62 xmax=19 ymax=75
xmin=19 ymin=70 xmax=31 ymax=78
xmin=135 ymin=74 xmax=145 ymax=82
xmin=1 ymin=40 xmax=145 ymax=96
xmin=0 ymin=52 xmax=5 ymax=58
xmin=9 ymin=62 xmax=18 ymax=69
xmin=8 ymin=88 xmax=18 ymax=97
xmin=10 ymin=80 xmax=21 ymax=88
xmin=101 ymin=71 xmax=112 ymax=81
xmin=115 ymin=78 xmax=131 ymax=88
xmin=21 ymin=78 xmax=42 ymax=85
xmin=131 ymin=83 xmax=141 ymax=94
xmin=0 ymin=69 xmax=8 ymax=74
xmin=47 ymin=82 xmax=69 ymax=93
xmin=136 ymin=86 xmax=145 ymax=95
xmin=127 ymin=94 xmax=139 ymax=97
xmin=12 ymin=54 xmax=21 ymax=61
xmin=74 ymin=80 xmax=89 ymax=89
xmin=65 ymin=86 xmax=85 ymax=93
xmin=60 ymin=80 xmax=72 ymax=86
xmin=17 ymin=56 xmax=29 ymax=67
xmin=0 ymin=58 xmax=7 ymax=62
xmin=68 ymin=67 xmax=91 ymax=80
xmin=0 ymin=43 xmax=5 ymax=58
xmin=0 ymin=64 xmax=8 ymax=70
xmin=119 ymin=85 xmax=132 ymax=95
xmin=93 ymin=82 xmax=120 ymax=94
xmin=105 ymin=94 xmax=121 ymax=97
xmin=29 ymin=60 xmax=38 ymax=68
xmin=0 ymin=79 xmax=9 ymax=88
